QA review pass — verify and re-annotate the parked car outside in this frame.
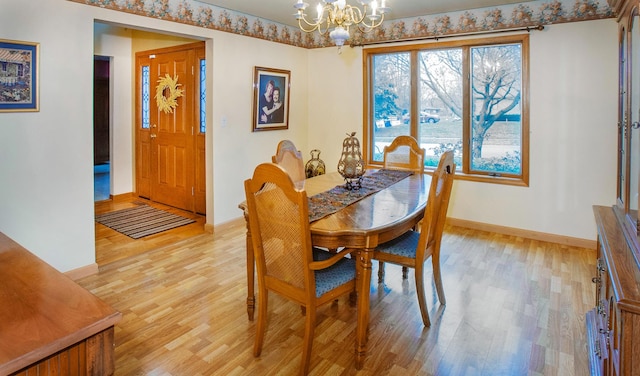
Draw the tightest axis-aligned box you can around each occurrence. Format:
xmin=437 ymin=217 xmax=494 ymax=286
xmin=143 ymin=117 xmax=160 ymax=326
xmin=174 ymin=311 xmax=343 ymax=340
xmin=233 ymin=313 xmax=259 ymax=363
xmin=375 ymin=117 xmax=403 ymax=128
xmin=402 ymin=111 xmax=441 ymax=124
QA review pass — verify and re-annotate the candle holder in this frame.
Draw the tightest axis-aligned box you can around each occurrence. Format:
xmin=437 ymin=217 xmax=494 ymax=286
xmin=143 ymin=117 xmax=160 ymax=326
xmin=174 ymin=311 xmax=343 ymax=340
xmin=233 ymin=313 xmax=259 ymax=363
xmin=337 ymin=132 xmax=366 ymax=190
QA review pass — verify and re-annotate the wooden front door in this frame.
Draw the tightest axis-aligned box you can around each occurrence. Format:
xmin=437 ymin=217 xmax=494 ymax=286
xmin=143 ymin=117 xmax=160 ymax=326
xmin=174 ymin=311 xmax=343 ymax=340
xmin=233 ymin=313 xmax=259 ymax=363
xmin=135 ymin=42 xmax=206 ymax=214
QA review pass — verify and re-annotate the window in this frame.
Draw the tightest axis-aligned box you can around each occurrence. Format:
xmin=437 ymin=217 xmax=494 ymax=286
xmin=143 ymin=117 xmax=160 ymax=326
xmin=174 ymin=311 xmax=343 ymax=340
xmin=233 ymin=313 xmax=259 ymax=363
xmin=364 ymin=34 xmax=529 ymax=186
xmin=141 ymin=65 xmax=150 ymax=129
xmin=200 ymin=58 xmax=206 ymax=133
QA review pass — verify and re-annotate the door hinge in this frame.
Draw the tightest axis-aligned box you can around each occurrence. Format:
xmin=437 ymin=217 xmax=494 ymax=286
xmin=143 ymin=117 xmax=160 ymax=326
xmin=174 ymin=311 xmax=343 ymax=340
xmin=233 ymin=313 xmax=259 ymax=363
xmin=192 ymin=186 xmax=195 ymax=196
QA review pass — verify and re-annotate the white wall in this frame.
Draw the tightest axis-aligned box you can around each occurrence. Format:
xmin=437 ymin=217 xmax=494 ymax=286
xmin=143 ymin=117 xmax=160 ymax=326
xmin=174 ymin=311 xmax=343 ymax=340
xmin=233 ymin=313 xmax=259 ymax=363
xmin=0 ymin=0 xmax=617 ymax=273
xmin=0 ymin=0 xmax=96 ymax=272
xmin=211 ymin=33 xmax=310 ymax=225
xmin=90 ymin=17 xmax=310 ymax=231
xmin=308 ymin=20 xmax=618 ymax=241
xmin=0 ymin=0 xmax=309 ymax=272
xmin=93 ymin=23 xmax=134 ymax=197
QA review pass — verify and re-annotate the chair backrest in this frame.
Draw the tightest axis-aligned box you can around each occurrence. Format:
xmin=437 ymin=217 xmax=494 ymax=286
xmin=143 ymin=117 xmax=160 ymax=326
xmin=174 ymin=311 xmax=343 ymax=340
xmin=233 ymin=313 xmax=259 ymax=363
xmin=244 ymin=163 xmax=314 ymax=297
xmin=416 ymin=150 xmax=456 ymax=259
xmin=272 ymin=140 xmax=306 ymax=189
xmin=383 ymin=135 xmax=426 ymax=173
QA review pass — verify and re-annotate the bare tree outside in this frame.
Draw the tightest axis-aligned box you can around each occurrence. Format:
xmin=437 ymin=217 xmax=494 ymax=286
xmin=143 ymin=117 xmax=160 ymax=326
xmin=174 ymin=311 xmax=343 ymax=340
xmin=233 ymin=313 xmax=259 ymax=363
xmin=419 ymin=49 xmax=463 ymax=119
xmin=470 ymin=44 xmax=522 ymax=164
xmin=373 ymin=52 xmax=410 ymax=120
xmin=368 ymin=38 xmax=525 ymax=177
xmin=419 ymin=45 xmax=521 ymax=166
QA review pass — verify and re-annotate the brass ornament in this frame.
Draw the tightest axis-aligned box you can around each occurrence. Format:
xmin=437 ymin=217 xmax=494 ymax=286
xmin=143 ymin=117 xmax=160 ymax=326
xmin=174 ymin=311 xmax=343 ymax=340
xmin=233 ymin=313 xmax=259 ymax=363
xmin=337 ymin=132 xmax=366 ymax=190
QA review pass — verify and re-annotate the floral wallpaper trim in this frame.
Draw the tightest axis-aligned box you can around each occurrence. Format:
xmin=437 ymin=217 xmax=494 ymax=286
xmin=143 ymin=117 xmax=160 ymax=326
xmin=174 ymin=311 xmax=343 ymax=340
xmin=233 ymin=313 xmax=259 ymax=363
xmin=69 ymin=0 xmax=613 ymax=48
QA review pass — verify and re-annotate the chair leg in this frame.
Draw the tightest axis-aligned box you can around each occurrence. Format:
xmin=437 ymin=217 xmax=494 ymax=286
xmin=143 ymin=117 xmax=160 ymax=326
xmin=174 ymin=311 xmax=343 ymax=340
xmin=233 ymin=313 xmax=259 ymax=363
xmin=402 ymin=266 xmax=409 ymax=279
xmin=377 ymin=261 xmax=385 ymax=283
xmin=432 ymin=251 xmax=446 ymax=305
xmin=349 ymin=290 xmax=357 ymax=306
xmin=253 ymin=288 xmax=268 ymax=356
xmin=300 ymin=306 xmax=316 ymax=375
xmin=414 ymin=266 xmax=431 ymax=327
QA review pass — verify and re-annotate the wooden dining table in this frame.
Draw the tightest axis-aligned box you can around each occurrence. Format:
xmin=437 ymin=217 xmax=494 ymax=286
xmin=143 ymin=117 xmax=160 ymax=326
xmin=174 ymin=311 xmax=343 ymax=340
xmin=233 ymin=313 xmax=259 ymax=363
xmin=238 ymin=170 xmax=431 ymax=370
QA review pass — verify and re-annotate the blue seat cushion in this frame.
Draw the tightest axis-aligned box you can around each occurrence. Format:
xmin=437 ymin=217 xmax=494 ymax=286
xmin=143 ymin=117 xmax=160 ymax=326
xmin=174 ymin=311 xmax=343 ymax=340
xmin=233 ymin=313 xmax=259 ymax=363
xmin=376 ymin=230 xmax=420 ymax=258
xmin=313 ymin=248 xmax=356 ymax=298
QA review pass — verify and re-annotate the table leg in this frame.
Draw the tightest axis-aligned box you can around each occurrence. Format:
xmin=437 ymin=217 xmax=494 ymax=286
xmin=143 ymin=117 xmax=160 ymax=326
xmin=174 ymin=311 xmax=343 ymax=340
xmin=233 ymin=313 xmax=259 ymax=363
xmin=355 ymin=247 xmax=373 ymax=370
xmin=242 ymin=211 xmax=255 ymax=321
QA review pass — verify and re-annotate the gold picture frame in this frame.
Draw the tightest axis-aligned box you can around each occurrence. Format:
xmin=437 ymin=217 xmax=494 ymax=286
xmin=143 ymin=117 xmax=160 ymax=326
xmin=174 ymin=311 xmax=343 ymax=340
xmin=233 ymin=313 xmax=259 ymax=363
xmin=252 ymin=66 xmax=290 ymax=132
xmin=0 ymin=39 xmax=39 ymax=112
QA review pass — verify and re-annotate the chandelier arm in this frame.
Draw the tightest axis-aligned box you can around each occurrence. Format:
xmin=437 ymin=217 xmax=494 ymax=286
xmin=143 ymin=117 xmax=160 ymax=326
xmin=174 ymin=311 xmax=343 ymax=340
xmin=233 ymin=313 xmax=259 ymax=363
xmin=297 ymin=17 xmax=321 ymax=33
xmin=356 ymin=13 xmax=384 ymax=33
xmin=315 ymin=18 xmax=327 ymax=35
xmin=346 ymin=5 xmax=365 ymax=25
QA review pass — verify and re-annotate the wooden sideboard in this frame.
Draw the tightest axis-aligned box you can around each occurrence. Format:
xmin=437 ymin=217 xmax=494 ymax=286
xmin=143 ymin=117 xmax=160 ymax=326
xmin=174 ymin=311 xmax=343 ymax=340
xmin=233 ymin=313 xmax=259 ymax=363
xmin=588 ymin=1 xmax=640 ymax=374
xmin=588 ymin=206 xmax=640 ymax=375
xmin=0 ymin=232 xmax=121 ymax=375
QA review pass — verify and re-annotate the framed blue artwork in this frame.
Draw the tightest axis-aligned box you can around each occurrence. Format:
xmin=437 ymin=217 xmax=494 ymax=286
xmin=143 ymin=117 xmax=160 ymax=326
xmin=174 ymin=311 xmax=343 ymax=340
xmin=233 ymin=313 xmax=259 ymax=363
xmin=0 ymin=39 xmax=39 ymax=112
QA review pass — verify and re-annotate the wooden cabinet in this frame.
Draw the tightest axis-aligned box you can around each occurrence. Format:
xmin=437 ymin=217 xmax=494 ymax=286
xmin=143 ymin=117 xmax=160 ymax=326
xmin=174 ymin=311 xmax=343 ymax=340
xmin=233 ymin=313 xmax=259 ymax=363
xmin=588 ymin=2 xmax=640 ymax=374
xmin=590 ymin=207 xmax=640 ymax=376
xmin=0 ymin=232 xmax=121 ymax=375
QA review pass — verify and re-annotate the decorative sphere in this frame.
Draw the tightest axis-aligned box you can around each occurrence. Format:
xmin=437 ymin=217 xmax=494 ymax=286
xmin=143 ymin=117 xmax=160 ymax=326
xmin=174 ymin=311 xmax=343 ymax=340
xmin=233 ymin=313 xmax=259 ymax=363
xmin=345 ymin=164 xmax=355 ymax=176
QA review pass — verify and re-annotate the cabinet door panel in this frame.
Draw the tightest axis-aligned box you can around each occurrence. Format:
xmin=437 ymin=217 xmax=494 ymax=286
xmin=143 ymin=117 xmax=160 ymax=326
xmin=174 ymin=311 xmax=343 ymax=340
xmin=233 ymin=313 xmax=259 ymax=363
xmin=619 ymin=24 xmax=627 ymax=208
xmin=629 ymin=9 xmax=640 ymax=220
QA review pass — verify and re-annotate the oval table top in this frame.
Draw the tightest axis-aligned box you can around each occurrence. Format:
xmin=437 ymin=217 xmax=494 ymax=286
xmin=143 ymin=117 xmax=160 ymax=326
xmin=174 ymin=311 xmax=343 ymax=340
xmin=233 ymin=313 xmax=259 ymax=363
xmin=303 ymin=171 xmax=431 ymax=249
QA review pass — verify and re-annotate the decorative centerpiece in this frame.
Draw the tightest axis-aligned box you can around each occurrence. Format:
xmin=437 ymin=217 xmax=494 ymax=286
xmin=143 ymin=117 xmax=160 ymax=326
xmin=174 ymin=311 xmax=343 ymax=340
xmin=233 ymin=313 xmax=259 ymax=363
xmin=305 ymin=149 xmax=326 ymax=178
xmin=337 ymin=132 xmax=366 ymax=190
xmin=155 ymin=74 xmax=184 ymax=114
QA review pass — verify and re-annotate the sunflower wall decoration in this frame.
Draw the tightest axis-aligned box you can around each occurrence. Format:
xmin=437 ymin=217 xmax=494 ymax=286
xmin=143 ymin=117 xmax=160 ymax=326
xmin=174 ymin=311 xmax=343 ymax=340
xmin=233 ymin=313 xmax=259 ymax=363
xmin=155 ymin=74 xmax=184 ymax=114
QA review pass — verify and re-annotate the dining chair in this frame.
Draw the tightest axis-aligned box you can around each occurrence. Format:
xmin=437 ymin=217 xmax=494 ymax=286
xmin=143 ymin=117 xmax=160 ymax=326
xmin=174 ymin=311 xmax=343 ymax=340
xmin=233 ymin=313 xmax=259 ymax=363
xmin=272 ymin=139 xmax=306 ymax=189
xmin=273 ymin=140 xmax=342 ymax=254
xmin=244 ymin=163 xmax=357 ymax=375
xmin=374 ymin=150 xmax=456 ymax=327
xmin=381 ymin=135 xmax=427 ymax=277
xmin=383 ymin=135 xmax=426 ymax=173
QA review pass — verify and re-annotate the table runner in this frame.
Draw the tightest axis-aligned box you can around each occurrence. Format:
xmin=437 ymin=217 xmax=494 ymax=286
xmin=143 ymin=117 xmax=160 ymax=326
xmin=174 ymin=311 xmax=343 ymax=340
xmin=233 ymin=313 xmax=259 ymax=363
xmin=308 ymin=169 xmax=413 ymax=222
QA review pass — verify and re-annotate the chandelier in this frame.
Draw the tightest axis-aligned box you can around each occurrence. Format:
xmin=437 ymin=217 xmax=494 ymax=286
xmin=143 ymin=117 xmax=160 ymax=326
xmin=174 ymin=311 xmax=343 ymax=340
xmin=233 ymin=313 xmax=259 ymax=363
xmin=294 ymin=0 xmax=389 ymax=51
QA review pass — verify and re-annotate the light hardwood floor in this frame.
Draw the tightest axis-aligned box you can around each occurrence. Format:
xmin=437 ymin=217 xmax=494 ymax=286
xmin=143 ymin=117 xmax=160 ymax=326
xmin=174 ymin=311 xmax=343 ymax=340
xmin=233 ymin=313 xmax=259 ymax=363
xmin=84 ymin=206 xmax=596 ymax=375
xmin=94 ymin=197 xmax=208 ymax=265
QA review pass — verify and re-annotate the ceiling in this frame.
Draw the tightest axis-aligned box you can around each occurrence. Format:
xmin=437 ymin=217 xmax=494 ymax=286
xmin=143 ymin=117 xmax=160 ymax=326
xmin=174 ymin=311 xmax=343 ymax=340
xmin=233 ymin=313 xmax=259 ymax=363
xmin=193 ymin=0 xmax=534 ymax=28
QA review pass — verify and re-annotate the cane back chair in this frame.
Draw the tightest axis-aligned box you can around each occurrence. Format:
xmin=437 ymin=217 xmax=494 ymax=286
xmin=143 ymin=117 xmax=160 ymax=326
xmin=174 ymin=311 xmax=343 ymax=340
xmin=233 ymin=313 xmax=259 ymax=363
xmin=272 ymin=140 xmax=306 ymax=189
xmin=244 ymin=163 xmax=357 ymax=375
xmin=374 ymin=150 xmax=456 ymax=327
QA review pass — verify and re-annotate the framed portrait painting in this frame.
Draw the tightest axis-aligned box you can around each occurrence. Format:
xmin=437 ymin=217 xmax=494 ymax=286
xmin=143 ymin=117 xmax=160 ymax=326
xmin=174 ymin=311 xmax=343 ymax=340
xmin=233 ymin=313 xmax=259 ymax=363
xmin=0 ymin=39 xmax=39 ymax=112
xmin=252 ymin=66 xmax=290 ymax=132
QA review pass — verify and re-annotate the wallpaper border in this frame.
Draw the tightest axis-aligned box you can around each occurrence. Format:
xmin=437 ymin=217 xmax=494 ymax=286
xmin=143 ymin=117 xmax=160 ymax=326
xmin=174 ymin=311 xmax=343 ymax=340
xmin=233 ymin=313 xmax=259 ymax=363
xmin=69 ymin=0 xmax=614 ymax=48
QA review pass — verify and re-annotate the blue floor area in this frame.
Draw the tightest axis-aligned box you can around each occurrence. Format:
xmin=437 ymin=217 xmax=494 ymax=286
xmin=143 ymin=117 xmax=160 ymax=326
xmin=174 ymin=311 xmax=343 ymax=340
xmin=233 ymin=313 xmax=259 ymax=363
xmin=94 ymin=163 xmax=110 ymax=201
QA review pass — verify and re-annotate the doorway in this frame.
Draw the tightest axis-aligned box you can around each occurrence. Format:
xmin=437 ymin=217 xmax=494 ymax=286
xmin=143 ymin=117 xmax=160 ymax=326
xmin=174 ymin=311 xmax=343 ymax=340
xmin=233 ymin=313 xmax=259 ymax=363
xmin=135 ymin=42 xmax=206 ymax=214
xmin=94 ymin=56 xmax=110 ymax=202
